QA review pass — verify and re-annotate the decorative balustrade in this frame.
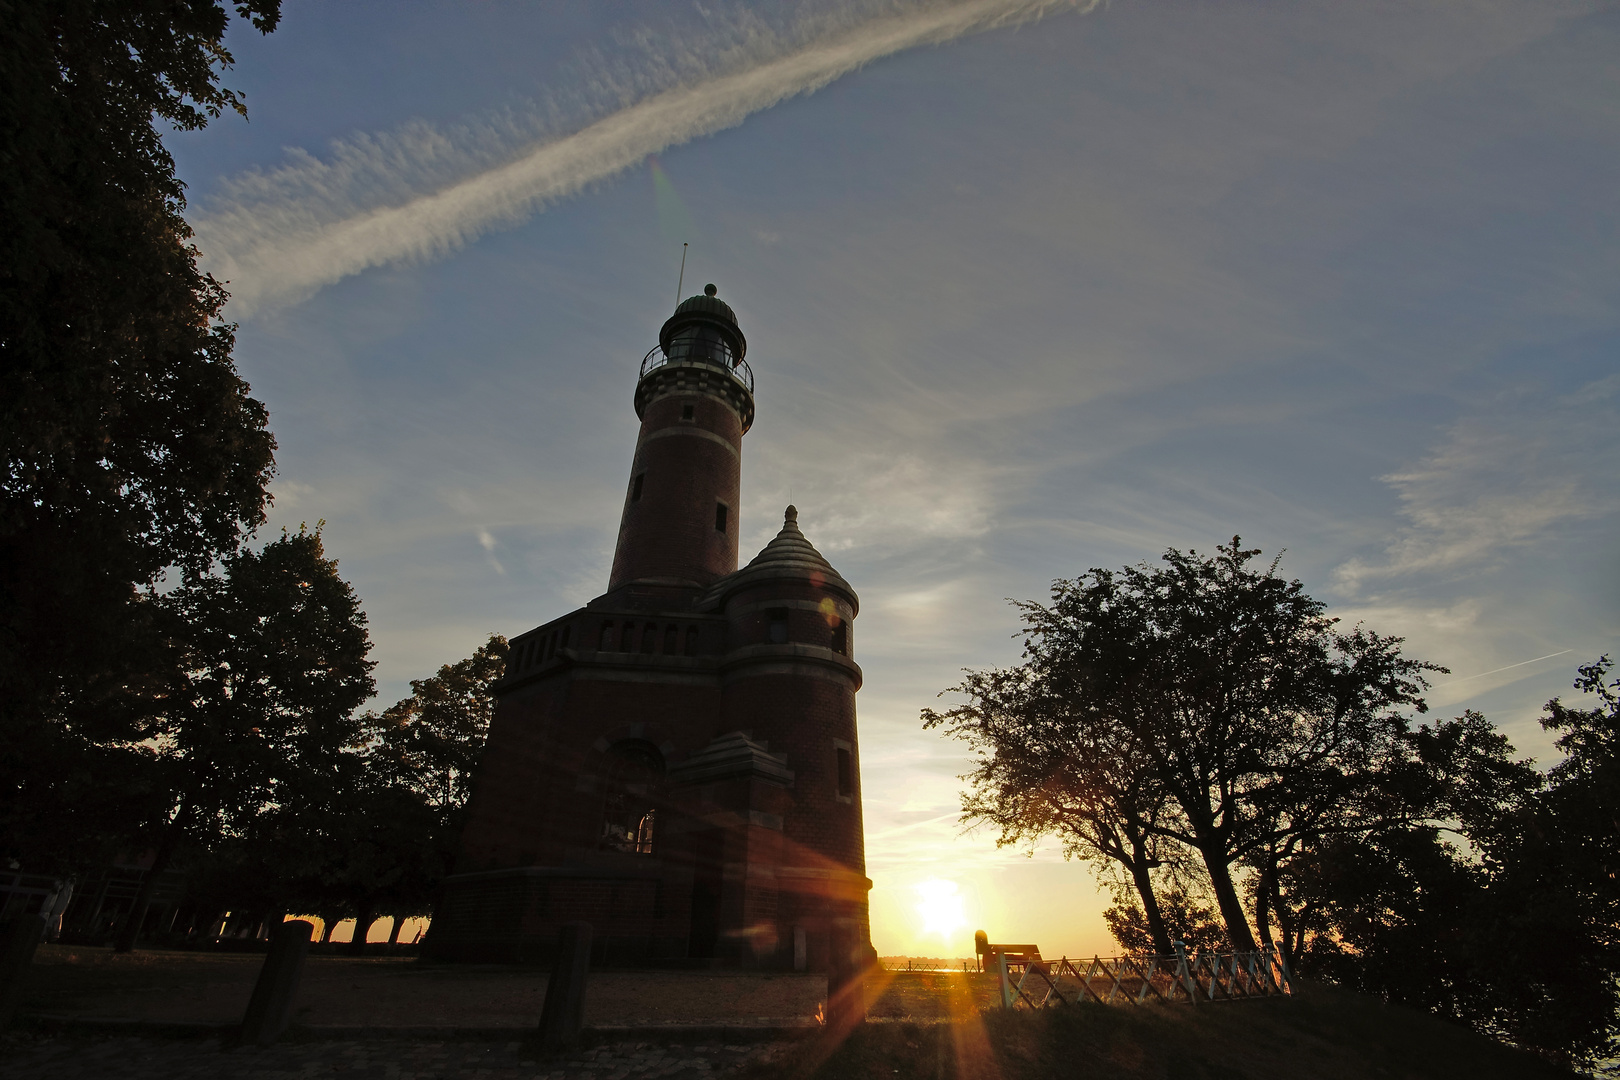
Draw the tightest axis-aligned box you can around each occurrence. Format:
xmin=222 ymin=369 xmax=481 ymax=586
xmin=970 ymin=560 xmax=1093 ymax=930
xmin=640 ymin=344 xmax=754 ymax=395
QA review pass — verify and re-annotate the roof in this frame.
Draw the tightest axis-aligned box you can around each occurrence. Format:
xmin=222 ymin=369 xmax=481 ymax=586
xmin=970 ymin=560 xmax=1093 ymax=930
xmin=659 ymin=285 xmax=748 ymax=360
xmin=672 ymin=292 xmax=738 ymax=324
xmin=702 ymin=505 xmax=859 ymax=613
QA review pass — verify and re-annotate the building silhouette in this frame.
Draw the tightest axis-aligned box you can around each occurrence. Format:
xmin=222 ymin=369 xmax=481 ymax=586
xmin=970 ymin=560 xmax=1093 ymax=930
xmin=426 ymin=286 xmax=869 ymax=970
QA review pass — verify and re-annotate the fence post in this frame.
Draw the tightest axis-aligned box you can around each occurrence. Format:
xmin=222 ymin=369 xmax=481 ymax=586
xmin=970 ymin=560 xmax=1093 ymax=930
xmin=538 ymin=922 xmax=593 ymax=1048
xmin=240 ymin=919 xmax=313 ymax=1045
xmin=1266 ymin=943 xmax=1293 ymax=993
xmin=1173 ymin=941 xmax=1198 ymax=1004
xmin=997 ymin=950 xmax=1013 ymax=1009
xmin=0 ymin=914 xmax=47 ymax=1030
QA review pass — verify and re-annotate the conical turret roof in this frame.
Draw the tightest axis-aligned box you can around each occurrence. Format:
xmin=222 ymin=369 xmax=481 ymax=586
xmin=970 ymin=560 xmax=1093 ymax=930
xmin=702 ymin=506 xmax=858 ymax=613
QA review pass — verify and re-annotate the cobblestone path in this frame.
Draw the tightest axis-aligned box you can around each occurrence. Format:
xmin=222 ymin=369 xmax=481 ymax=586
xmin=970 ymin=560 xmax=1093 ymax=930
xmin=0 ymin=1035 xmax=792 ymax=1079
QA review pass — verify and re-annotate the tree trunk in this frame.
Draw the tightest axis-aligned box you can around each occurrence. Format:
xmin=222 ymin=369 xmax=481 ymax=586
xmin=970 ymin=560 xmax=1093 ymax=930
xmin=1254 ymin=857 xmax=1276 ymax=946
xmin=348 ymin=901 xmax=376 ymax=956
xmin=1194 ymin=842 xmax=1257 ymax=951
xmin=1126 ymin=837 xmax=1173 ymax=956
xmin=319 ymin=914 xmax=340 ymax=943
xmin=386 ymin=916 xmax=404 ymax=946
xmin=112 ymin=799 xmax=190 ymax=953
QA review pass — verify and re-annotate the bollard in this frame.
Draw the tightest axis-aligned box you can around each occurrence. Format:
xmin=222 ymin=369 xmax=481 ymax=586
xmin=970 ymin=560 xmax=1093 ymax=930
xmin=240 ymin=919 xmax=314 ymax=1045
xmin=825 ymin=924 xmax=866 ymax=1032
xmin=538 ymin=922 xmax=593 ymax=1049
xmin=0 ymin=914 xmax=48 ymax=1030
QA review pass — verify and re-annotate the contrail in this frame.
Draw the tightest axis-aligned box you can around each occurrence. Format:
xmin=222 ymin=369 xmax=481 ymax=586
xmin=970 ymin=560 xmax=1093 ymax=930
xmin=1445 ymin=649 xmax=1573 ymax=685
xmin=194 ymin=0 xmax=1096 ymax=317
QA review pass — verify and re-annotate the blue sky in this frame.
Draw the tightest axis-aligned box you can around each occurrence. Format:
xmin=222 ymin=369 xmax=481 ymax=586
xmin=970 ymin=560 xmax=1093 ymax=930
xmin=171 ymin=0 xmax=1619 ymax=958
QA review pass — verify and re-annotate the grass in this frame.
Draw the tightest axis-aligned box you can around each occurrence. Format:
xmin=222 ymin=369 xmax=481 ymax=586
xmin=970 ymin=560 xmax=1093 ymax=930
xmin=741 ymin=981 xmax=1579 ymax=1080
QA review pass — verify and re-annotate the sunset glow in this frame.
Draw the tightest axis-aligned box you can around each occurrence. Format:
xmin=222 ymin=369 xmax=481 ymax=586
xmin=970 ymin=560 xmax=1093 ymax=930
xmin=913 ymin=878 xmax=968 ymax=940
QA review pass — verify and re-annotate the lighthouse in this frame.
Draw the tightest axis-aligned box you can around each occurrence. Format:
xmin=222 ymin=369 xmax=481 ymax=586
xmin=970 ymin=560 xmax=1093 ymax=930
xmin=427 ymin=286 xmax=870 ymax=971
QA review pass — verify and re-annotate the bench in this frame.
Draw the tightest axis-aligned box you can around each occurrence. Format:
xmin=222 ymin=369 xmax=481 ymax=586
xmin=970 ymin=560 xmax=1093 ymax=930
xmin=974 ymin=930 xmax=1046 ymax=974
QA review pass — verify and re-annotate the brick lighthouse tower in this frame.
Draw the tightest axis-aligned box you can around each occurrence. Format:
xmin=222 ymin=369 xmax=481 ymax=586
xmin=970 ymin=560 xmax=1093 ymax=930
xmin=426 ymin=286 xmax=870 ymax=970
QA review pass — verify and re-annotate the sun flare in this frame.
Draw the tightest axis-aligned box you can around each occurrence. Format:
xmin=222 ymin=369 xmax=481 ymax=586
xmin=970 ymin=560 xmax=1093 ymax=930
xmin=912 ymin=878 xmax=968 ymax=940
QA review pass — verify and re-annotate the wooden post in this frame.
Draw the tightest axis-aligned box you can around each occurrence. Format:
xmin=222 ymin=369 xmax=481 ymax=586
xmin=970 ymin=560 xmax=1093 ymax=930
xmin=0 ymin=914 xmax=47 ymax=1030
xmin=997 ymin=950 xmax=1012 ymax=1009
xmin=537 ymin=922 xmax=593 ymax=1048
xmin=825 ymin=923 xmax=866 ymax=1032
xmin=1174 ymin=941 xmax=1198 ymax=1004
xmin=240 ymin=919 xmax=313 ymax=1045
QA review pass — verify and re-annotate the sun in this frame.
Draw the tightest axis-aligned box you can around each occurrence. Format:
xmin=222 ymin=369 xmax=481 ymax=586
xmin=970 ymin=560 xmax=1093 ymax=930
xmin=912 ymin=878 xmax=968 ymax=941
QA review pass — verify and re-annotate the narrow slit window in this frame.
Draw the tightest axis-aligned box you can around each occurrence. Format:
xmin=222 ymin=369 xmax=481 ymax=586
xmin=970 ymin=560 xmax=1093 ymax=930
xmin=681 ymin=404 xmax=695 ymax=421
xmin=599 ymin=623 xmax=613 ymax=650
xmin=641 ymin=624 xmax=656 ymax=654
xmin=663 ymin=625 xmax=677 ymax=653
xmin=630 ymin=473 xmax=644 ymax=502
xmin=714 ymin=502 xmax=728 ymax=533
xmin=621 ymin=622 xmax=636 ymax=651
xmin=685 ymin=626 xmax=699 ymax=656
xmin=830 ymin=619 xmax=847 ymax=655
xmin=767 ymin=608 xmax=789 ymax=645
xmin=560 ymin=625 xmax=571 ymax=650
xmin=836 ymin=747 xmax=853 ymax=797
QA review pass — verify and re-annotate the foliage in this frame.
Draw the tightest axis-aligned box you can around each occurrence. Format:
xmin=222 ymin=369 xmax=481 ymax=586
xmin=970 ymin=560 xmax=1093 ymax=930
xmin=371 ymin=635 xmax=508 ymax=818
xmin=0 ymin=0 xmax=283 ymax=874
xmin=925 ymin=538 xmax=1441 ymax=952
xmin=266 ymin=633 xmax=507 ymax=948
xmin=1103 ymin=880 xmax=1228 ymax=956
xmin=110 ymin=524 xmax=374 ymax=948
xmin=926 ymin=533 xmax=1617 ymax=1069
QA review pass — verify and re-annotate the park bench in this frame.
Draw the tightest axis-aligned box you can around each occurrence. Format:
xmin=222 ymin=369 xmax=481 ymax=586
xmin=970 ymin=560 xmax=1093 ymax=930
xmin=974 ymin=930 xmax=1046 ymax=974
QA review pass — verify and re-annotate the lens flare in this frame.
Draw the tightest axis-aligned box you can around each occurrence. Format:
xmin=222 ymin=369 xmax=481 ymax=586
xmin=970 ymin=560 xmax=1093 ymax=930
xmin=649 ymin=156 xmax=695 ymax=245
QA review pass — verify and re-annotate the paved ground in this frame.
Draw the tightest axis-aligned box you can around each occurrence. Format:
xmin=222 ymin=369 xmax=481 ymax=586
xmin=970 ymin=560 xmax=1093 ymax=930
xmin=23 ymin=948 xmax=1004 ymax=1029
xmin=0 ymin=1034 xmax=796 ymax=1079
xmin=24 ymin=948 xmax=828 ymax=1028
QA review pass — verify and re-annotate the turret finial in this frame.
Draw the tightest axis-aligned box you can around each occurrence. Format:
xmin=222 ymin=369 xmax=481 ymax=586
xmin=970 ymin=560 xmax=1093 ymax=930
xmin=704 ymin=283 xmax=718 ymax=297
xmin=784 ymin=504 xmax=798 ymax=524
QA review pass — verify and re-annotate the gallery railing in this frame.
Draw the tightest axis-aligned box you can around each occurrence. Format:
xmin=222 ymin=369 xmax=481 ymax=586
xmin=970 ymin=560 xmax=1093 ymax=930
xmin=640 ymin=344 xmax=755 ymax=395
xmin=990 ymin=942 xmax=1293 ymax=1009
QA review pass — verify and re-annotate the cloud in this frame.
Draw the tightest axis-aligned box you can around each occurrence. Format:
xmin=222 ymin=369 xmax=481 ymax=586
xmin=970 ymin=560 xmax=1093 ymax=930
xmin=193 ymin=0 xmax=1098 ymax=317
xmin=476 ymin=527 xmax=505 ymax=576
xmin=1334 ymin=377 xmax=1620 ymax=594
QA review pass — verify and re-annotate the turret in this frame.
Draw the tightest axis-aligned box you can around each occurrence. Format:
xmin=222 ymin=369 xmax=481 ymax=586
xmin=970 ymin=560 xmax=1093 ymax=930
xmin=608 ymin=285 xmax=756 ymax=591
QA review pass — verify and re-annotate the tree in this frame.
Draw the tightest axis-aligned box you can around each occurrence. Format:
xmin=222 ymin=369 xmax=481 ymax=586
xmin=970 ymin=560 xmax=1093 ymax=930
xmin=927 ymin=539 xmax=1441 ymax=951
xmin=925 ymin=662 xmax=1183 ymax=955
xmin=271 ymin=634 xmax=508 ymax=955
xmin=112 ymin=525 xmax=374 ymax=951
xmin=371 ymin=635 xmax=507 ymax=820
xmin=1274 ymin=667 xmax=1618 ymax=1071
xmin=1470 ymin=657 xmax=1619 ymax=1068
xmin=1 ymin=0 xmax=282 ymax=874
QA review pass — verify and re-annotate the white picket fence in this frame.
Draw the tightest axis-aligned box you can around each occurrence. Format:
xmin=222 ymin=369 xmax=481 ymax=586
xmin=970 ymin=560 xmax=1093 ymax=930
xmin=993 ymin=942 xmax=1293 ymax=1009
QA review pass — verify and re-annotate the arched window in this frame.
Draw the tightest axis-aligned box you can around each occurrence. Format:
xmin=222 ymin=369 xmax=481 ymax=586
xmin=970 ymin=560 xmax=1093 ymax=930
xmin=641 ymin=624 xmax=656 ymax=653
xmin=767 ymin=608 xmax=789 ymax=644
xmin=830 ymin=619 xmax=848 ymax=655
xmin=560 ymin=625 xmax=571 ymax=650
xmin=685 ymin=627 xmax=699 ymax=656
xmin=621 ymin=622 xmax=636 ymax=651
xmin=599 ymin=623 xmax=613 ymax=650
xmin=663 ymin=625 xmax=677 ymax=653
xmin=599 ymin=740 xmax=664 ymax=856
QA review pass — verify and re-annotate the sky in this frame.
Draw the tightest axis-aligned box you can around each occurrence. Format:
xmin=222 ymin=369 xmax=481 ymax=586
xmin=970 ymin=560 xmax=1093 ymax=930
xmin=171 ymin=0 xmax=1620 ymax=960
